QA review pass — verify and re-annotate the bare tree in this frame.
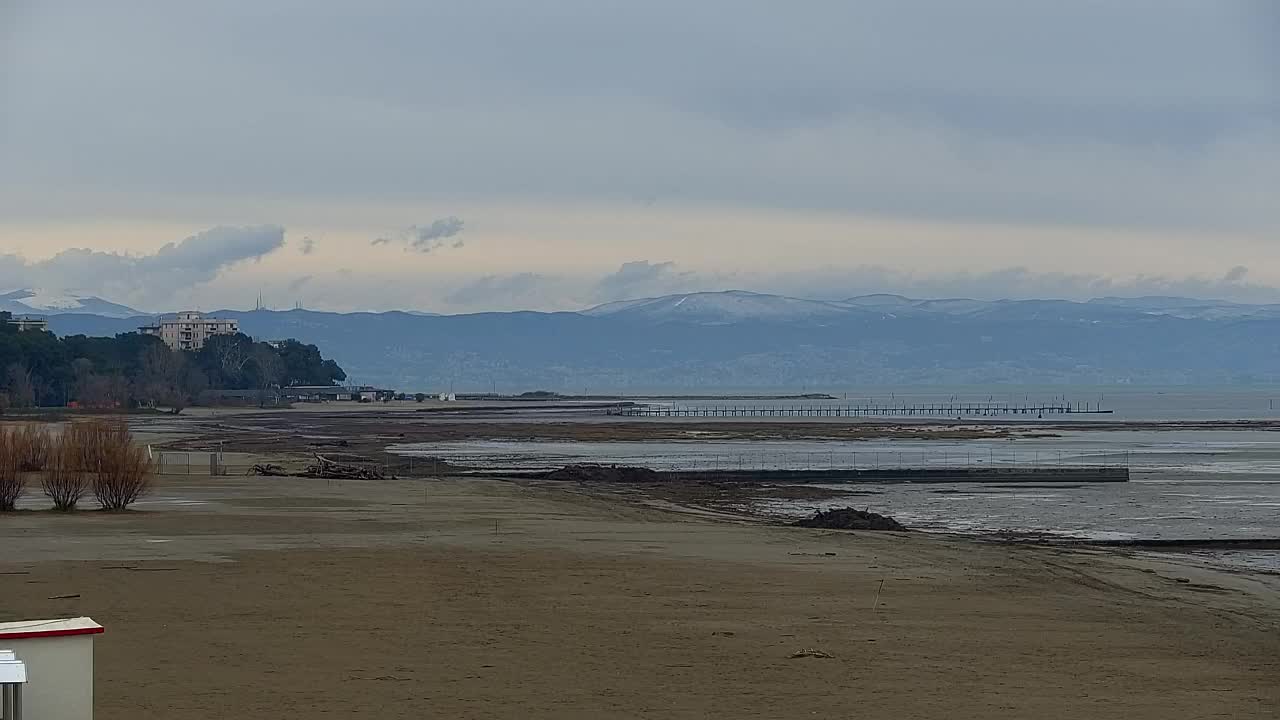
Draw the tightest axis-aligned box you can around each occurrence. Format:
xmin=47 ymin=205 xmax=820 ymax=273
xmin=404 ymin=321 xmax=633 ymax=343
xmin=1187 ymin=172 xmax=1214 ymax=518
xmin=251 ymin=345 xmax=284 ymax=406
xmin=70 ymin=357 xmax=95 ymax=402
xmin=4 ymin=364 xmax=35 ymax=408
xmin=43 ymin=432 xmax=88 ymax=511
xmin=208 ymin=334 xmax=252 ymax=383
xmin=138 ymin=344 xmax=191 ymax=412
xmin=0 ymin=428 xmax=24 ymax=511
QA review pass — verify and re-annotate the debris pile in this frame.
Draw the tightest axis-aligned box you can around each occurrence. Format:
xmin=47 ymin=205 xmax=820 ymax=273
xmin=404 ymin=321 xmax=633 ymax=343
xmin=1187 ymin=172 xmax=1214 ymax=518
xmin=249 ymin=463 xmax=289 ymax=477
xmin=249 ymin=455 xmax=393 ymax=480
xmin=793 ymin=507 xmax=906 ymax=531
xmin=304 ymin=455 xmax=391 ymax=480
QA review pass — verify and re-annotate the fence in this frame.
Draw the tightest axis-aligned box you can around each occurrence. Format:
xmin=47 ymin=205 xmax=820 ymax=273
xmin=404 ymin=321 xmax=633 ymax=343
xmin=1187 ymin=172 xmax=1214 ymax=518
xmin=151 ymin=449 xmax=1133 ymax=477
xmin=150 ymin=451 xmax=446 ymax=478
xmin=404 ymin=448 xmax=1134 ymax=474
xmin=611 ymin=402 xmax=1112 ymax=418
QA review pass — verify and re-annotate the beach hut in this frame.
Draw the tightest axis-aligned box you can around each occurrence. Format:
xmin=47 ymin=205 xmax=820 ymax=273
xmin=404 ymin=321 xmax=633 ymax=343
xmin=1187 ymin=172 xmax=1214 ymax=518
xmin=0 ymin=618 xmax=102 ymax=720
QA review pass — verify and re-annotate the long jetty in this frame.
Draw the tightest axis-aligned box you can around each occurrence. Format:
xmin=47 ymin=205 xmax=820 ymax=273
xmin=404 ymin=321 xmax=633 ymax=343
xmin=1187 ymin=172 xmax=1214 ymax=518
xmin=611 ymin=402 xmax=1111 ymax=418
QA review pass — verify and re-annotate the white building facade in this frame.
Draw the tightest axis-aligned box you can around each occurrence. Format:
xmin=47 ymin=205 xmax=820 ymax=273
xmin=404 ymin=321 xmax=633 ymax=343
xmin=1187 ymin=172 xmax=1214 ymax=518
xmin=139 ymin=311 xmax=239 ymax=351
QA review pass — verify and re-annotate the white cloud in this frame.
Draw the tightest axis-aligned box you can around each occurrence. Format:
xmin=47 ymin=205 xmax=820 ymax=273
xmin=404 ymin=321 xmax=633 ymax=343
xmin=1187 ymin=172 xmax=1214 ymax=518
xmin=0 ymin=225 xmax=285 ymax=309
xmin=373 ymin=218 xmax=466 ymax=253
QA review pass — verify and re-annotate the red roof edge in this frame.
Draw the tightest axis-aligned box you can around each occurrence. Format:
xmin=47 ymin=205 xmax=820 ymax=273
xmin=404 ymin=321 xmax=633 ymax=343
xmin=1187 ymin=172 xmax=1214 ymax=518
xmin=0 ymin=627 xmax=104 ymax=641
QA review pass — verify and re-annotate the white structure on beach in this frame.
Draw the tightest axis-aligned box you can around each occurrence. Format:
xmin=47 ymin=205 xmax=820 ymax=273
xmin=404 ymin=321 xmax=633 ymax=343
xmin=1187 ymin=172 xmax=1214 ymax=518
xmin=0 ymin=617 xmax=102 ymax=720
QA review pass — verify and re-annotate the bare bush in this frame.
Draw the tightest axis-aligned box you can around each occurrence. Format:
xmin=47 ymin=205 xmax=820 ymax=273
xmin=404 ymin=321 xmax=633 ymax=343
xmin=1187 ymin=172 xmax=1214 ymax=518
xmin=63 ymin=420 xmax=129 ymax=474
xmin=43 ymin=433 xmax=89 ymax=511
xmin=11 ymin=424 xmax=51 ymax=472
xmin=88 ymin=421 xmax=152 ymax=511
xmin=0 ymin=427 xmax=25 ymax=511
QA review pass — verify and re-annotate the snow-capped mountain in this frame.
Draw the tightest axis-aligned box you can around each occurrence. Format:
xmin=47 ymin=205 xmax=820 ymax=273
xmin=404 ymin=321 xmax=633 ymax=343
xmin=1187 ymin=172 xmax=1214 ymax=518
xmin=44 ymin=290 xmax=1280 ymax=388
xmin=584 ymin=291 xmax=1280 ymax=324
xmin=0 ymin=289 xmax=144 ymax=319
xmin=583 ymin=290 xmax=862 ymax=324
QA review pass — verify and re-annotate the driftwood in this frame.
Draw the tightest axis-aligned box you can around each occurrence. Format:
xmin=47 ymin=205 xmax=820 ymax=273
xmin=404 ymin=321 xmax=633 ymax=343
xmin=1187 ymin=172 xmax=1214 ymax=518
xmin=249 ymin=463 xmax=290 ymax=476
xmin=304 ymin=454 xmax=391 ymax=480
xmin=249 ymin=455 xmax=393 ymax=480
xmin=789 ymin=649 xmax=835 ymax=659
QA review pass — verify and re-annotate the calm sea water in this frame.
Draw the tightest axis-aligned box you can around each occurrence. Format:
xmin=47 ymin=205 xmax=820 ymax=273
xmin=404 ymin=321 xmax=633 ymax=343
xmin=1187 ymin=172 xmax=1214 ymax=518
xmin=665 ymin=385 xmax=1280 ymax=422
xmin=393 ymin=386 xmax=1280 ymax=571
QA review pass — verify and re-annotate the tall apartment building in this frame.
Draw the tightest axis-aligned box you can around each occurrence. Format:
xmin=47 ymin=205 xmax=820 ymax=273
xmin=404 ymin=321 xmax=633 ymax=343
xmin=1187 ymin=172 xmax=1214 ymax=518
xmin=139 ymin=311 xmax=240 ymax=351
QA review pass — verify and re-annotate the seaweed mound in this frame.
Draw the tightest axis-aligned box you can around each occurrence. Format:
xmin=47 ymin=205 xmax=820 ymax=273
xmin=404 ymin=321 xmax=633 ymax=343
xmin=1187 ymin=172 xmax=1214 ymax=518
xmin=793 ymin=507 xmax=906 ymax=531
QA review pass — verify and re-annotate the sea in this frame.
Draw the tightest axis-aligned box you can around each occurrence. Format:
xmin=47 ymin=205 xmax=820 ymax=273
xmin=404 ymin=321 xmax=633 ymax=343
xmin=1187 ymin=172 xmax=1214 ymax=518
xmin=392 ymin=386 xmax=1280 ymax=572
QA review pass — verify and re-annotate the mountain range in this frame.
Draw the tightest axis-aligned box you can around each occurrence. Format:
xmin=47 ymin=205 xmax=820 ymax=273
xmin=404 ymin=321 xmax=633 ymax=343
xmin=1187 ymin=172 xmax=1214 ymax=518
xmin=21 ymin=289 xmax=1280 ymax=390
xmin=0 ymin=289 xmax=144 ymax=319
xmin=586 ymin=290 xmax=1280 ymax=323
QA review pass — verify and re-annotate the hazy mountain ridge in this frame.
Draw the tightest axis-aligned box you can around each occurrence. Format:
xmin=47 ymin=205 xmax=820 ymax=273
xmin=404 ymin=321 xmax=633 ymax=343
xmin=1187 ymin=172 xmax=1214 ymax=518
xmin=586 ymin=291 xmax=1280 ymax=323
xmin=0 ymin=289 xmax=144 ymax=319
xmin=40 ymin=291 xmax=1280 ymax=390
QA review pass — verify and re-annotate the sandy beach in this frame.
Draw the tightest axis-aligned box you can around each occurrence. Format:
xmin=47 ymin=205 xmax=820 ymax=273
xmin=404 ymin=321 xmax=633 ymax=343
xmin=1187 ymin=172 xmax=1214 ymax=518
xmin=2 ymin=468 xmax=1277 ymax=719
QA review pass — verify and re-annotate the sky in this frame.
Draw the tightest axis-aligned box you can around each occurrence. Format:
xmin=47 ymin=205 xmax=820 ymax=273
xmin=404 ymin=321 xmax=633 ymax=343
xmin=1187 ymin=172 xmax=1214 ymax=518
xmin=1 ymin=1 xmax=1277 ymax=313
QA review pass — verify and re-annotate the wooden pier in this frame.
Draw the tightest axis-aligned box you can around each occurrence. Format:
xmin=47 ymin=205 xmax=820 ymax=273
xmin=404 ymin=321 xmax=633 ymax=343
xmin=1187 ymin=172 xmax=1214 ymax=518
xmin=611 ymin=402 xmax=1111 ymax=418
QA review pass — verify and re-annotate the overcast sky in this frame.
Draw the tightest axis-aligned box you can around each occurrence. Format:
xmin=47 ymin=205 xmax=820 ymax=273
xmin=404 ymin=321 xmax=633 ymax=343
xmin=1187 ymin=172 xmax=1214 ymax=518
xmin=1 ymin=1 xmax=1277 ymax=312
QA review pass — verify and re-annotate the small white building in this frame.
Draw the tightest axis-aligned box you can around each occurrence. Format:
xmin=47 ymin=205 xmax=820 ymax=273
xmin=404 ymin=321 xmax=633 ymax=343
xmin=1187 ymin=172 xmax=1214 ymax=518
xmin=5 ymin=316 xmax=48 ymax=332
xmin=0 ymin=617 xmax=102 ymax=720
xmin=139 ymin=311 xmax=239 ymax=351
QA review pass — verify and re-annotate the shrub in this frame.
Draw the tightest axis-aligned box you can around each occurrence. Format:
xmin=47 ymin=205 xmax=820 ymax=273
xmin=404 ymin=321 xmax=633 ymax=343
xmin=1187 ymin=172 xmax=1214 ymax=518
xmin=63 ymin=420 xmax=130 ymax=474
xmin=0 ymin=428 xmax=24 ymax=511
xmin=90 ymin=423 xmax=152 ymax=511
xmin=11 ymin=424 xmax=51 ymax=472
xmin=43 ymin=433 xmax=89 ymax=511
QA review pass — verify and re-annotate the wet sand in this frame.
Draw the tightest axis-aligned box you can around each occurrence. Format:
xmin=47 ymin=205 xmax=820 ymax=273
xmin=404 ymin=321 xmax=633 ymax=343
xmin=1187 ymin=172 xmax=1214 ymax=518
xmin=3 ymin=472 xmax=1278 ymax=719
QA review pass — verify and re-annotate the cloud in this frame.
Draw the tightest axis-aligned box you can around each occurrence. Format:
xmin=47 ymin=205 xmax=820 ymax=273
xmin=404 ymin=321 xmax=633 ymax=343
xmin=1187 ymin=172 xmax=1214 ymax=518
xmin=286 ymin=275 xmax=313 ymax=292
xmin=0 ymin=225 xmax=285 ymax=310
xmin=373 ymin=217 xmax=466 ymax=253
xmin=1223 ymin=265 xmax=1248 ymax=284
xmin=411 ymin=218 xmax=465 ymax=249
xmin=1 ymin=2 xmax=1275 ymax=236
xmin=439 ymin=262 xmax=721 ymax=311
xmin=592 ymin=260 xmax=710 ymax=302
xmin=445 ymin=273 xmax=553 ymax=308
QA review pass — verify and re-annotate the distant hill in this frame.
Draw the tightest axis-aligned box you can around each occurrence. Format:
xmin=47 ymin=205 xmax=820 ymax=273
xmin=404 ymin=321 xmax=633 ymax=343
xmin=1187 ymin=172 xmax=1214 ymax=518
xmin=0 ymin=289 xmax=144 ymax=318
xmin=584 ymin=290 xmax=857 ymax=324
xmin=43 ymin=291 xmax=1280 ymax=390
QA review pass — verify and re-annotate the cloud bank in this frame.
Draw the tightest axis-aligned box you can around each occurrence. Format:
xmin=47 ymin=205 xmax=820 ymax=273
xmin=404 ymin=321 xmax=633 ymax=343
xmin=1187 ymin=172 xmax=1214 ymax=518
xmin=1 ymin=2 xmax=1275 ymax=235
xmin=0 ymin=225 xmax=285 ymax=310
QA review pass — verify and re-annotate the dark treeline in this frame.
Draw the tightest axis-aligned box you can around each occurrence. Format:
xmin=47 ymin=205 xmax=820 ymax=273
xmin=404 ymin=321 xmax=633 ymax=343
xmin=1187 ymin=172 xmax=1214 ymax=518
xmin=0 ymin=312 xmax=345 ymax=411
